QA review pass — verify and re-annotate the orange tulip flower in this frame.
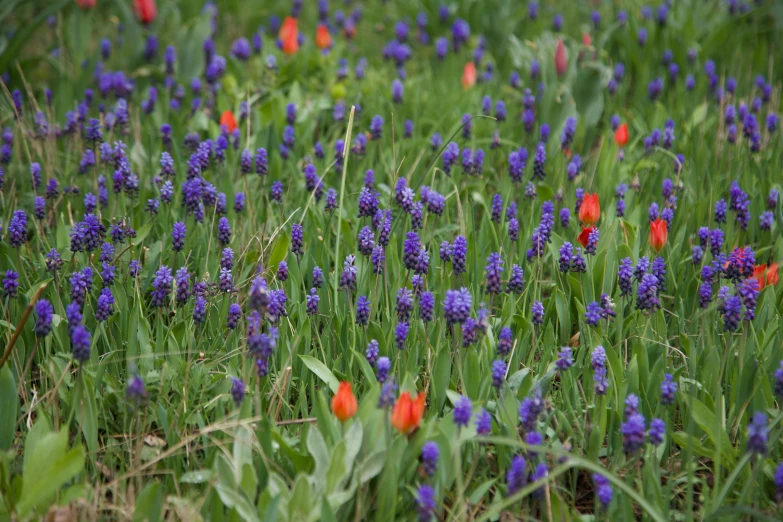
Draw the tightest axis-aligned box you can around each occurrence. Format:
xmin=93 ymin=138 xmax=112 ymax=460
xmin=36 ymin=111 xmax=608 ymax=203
xmin=391 ymin=392 xmax=425 ymax=434
xmin=133 ymin=0 xmax=157 ymax=24
xmin=316 ymin=25 xmax=333 ymax=49
xmin=649 ymin=219 xmax=668 ymax=252
xmin=331 ymin=382 xmax=358 ymax=422
xmin=462 ymin=62 xmax=477 ymax=89
xmin=582 ymin=32 xmax=592 ymax=46
xmin=220 ymin=111 xmax=237 ymax=133
xmin=578 ymin=193 xmax=600 ymax=225
xmin=577 ymin=225 xmax=597 ymax=248
xmin=555 ymin=39 xmax=567 ymax=77
xmin=767 ymin=262 xmax=779 ymax=286
xmin=614 ymin=123 xmax=629 ymax=147
xmin=279 ymin=16 xmax=299 ymax=55
xmin=754 ymin=264 xmax=768 ymax=290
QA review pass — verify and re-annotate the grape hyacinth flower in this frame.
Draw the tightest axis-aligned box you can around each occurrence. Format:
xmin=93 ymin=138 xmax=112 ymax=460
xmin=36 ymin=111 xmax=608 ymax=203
xmin=556 ymin=347 xmax=573 ymax=371
xmin=453 ymin=395 xmax=472 ymax=431
xmin=661 ymin=373 xmax=678 ymax=404
xmin=747 ymin=411 xmax=768 ymax=454
xmin=421 ymin=441 xmax=439 ymax=476
xmin=35 ymin=299 xmax=54 ymax=337
xmin=376 ymin=356 xmax=391 ymax=384
xmin=592 ymin=346 xmax=609 ymax=395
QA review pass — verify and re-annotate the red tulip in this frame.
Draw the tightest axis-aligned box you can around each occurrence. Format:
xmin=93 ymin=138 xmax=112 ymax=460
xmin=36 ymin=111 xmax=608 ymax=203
xmin=577 ymin=225 xmax=597 ymax=248
xmin=133 ymin=0 xmax=156 ymax=25
xmin=220 ymin=111 xmax=237 ymax=133
xmin=767 ymin=262 xmax=779 ymax=287
xmin=555 ymin=39 xmax=567 ymax=77
xmin=582 ymin=32 xmax=592 ymax=46
xmin=279 ymin=16 xmax=299 ymax=55
xmin=331 ymin=382 xmax=358 ymax=423
xmin=391 ymin=392 xmax=425 ymax=434
xmin=649 ymin=219 xmax=668 ymax=252
xmin=614 ymin=123 xmax=629 ymax=147
xmin=462 ymin=62 xmax=476 ymax=89
xmin=316 ymin=25 xmax=332 ymax=49
xmin=754 ymin=264 xmax=768 ymax=290
xmin=75 ymin=0 xmax=96 ymax=9
xmin=578 ymin=193 xmax=600 ymax=225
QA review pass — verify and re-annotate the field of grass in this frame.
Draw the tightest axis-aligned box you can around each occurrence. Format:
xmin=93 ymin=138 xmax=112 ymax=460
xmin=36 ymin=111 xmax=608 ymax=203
xmin=1 ymin=0 xmax=783 ymax=520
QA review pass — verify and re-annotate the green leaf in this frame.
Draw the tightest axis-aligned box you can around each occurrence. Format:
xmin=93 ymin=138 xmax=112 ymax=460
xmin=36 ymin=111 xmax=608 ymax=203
xmin=572 ymin=66 xmax=605 ymax=127
xmin=0 ymin=365 xmax=17 ymax=451
xmin=179 ymin=470 xmax=213 ymax=484
xmin=132 ymin=481 xmax=163 ymax=522
xmin=299 ymin=355 xmax=339 ymax=393
xmin=17 ymin=431 xmax=85 ymax=518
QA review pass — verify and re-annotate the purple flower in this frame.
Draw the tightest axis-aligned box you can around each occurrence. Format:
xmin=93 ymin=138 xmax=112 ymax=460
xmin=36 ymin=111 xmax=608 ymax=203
xmin=594 ymin=474 xmax=613 ymax=508
xmin=774 ymin=362 xmax=783 ymax=397
xmin=531 ymin=301 xmax=544 ymax=325
xmin=556 ymin=347 xmax=573 ymax=371
xmin=291 ymin=224 xmax=303 ymax=256
xmin=532 ymin=143 xmax=546 ymax=180
xmin=491 ymin=194 xmax=503 ymax=223
xmin=453 ymin=395 xmax=472 ymax=430
xmin=508 ymin=149 xmax=527 ymax=182
xmin=71 ymin=324 xmax=92 ymax=363
xmin=96 ymin=288 xmax=115 ymax=321
xmin=226 ymin=303 xmax=241 ymax=330
xmin=519 ymin=389 xmax=543 ymax=431
xmin=443 ymin=287 xmax=472 ymax=325
xmin=497 ymin=327 xmax=513 ymax=356
xmin=229 ymin=377 xmax=246 ymax=407
xmin=475 ymin=409 xmax=492 ymax=435
xmin=491 ymin=359 xmax=506 ymax=390
xmin=636 ymin=274 xmax=661 ymax=312
xmin=485 ymin=253 xmax=504 ymax=294
xmin=339 ymin=255 xmax=357 ymax=291
xmin=421 ymin=441 xmax=439 ymax=476
xmin=217 ymin=217 xmax=231 ymax=245
xmin=369 ymin=115 xmax=384 ymax=140
xmin=558 ymin=242 xmax=573 ymax=273
xmin=171 ymin=221 xmax=186 ymax=252
xmin=376 ymin=356 xmax=391 ymax=384
xmin=34 ymin=299 xmax=54 ymax=337
xmin=505 ymin=264 xmax=525 ymax=294
xmin=306 ymin=288 xmax=320 ymax=315
xmin=506 ymin=455 xmax=528 ymax=496
xmin=722 ymin=294 xmax=742 ymax=332
xmin=592 ymin=346 xmax=609 ymax=395
xmin=416 ymin=485 xmax=436 ymax=522
xmin=150 ymin=266 xmax=173 ymax=308
xmin=8 ymin=210 xmax=28 ymax=248
xmin=621 ymin=413 xmax=646 ymax=454
xmin=649 ymin=418 xmax=666 ymax=445
xmin=2 ymin=270 xmax=19 ymax=298
xmin=451 ymin=235 xmax=468 ymax=275
xmin=585 ymin=301 xmax=602 ymax=327
xmin=747 ymin=411 xmax=768 ymax=454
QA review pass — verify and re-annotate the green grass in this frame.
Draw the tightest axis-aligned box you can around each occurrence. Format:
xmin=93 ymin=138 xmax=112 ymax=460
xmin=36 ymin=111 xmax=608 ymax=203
xmin=0 ymin=0 xmax=782 ymax=520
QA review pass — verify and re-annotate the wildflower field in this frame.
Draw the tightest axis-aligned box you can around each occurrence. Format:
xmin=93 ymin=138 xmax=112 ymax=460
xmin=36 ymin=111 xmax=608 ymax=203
xmin=1 ymin=0 xmax=783 ymax=520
